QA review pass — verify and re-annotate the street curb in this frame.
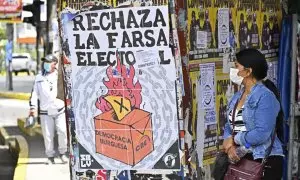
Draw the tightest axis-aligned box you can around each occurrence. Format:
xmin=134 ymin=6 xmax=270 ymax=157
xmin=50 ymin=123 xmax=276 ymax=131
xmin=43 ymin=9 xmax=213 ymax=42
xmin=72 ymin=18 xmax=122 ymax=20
xmin=17 ymin=118 xmax=42 ymax=137
xmin=0 ymin=127 xmax=15 ymax=145
xmin=13 ymin=136 xmax=29 ymax=180
xmin=0 ymin=91 xmax=30 ymax=101
xmin=0 ymin=127 xmax=29 ymax=180
xmin=0 ymin=72 xmax=30 ymax=77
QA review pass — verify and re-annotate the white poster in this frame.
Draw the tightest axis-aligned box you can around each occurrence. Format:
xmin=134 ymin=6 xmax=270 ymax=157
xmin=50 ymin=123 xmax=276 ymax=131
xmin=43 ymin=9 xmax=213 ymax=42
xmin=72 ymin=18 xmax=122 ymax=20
xmin=218 ymin=8 xmax=230 ymax=49
xmin=222 ymin=52 xmax=230 ymax=73
xmin=199 ymin=63 xmax=216 ymax=110
xmin=196 ymin=31 xmax=207 ymax=49
xmin=267 ymin=61 xmax=278 ymax=85
xmin=62 ymin=6 xmax=181 ymax=170
xmin=135 ymin=50 xmax=160 ymax=69
xmin=196 ymin=78 xmax=205 ymax=167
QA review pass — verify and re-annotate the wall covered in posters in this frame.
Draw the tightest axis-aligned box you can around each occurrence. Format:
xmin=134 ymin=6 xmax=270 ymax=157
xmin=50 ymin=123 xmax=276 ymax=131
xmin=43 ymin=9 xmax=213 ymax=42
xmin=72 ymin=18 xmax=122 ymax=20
xmin=59 ymin=0 xmax=283 ymax=179
xmin=185 ymin=0 xmax=282 ymax=179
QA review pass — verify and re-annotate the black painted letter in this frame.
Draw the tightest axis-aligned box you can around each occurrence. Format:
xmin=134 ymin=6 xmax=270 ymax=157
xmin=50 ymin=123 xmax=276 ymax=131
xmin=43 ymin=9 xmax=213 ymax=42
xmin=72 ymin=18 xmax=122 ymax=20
xmin=157 ymin=29 xmax=168 ymax=46
xmin=107 ymin=33 xmax=118 ymax=48
xmin=121 ymin=31 xmax=133 ymax=48
xmin=132 ymin=31 xmax=144 ymax=47
xmin=144 ymin=30 xmax=155 ymax=47
xmin=138 ymin=9 xmax=152 ymax=27
xmin=111 ymin=11 xmax=125 ymax=30
xmin=86 ymin=33 xmax=100 ymax=49
xmin=100 ymin=12 xmax=111 ymax=30
xmin=76 ymin=52 xmax=86 ymax=66
xmin=73 ymin=15 xmax=85 ymax=31
xmin=74 ymin=34 xmax=85 ymax=49
xmin=86 ymin=13 xmax=100 ymax=30
xmin=153 ymin=9 xmax=166 ymax=27
xmin=127 ymin=10 xmax=139 ymax=28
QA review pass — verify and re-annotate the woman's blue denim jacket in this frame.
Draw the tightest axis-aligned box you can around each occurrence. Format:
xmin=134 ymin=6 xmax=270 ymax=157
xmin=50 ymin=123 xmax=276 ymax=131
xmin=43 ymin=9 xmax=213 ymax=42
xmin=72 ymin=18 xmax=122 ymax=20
xmin=223 ymin=82 xmax=284 ymax=159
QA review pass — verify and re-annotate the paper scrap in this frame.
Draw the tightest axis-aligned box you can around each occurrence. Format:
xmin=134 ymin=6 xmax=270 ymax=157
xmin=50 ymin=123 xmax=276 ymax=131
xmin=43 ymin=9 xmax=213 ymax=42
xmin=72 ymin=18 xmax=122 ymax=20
xmin=196 ymin=31 xmax=208 ymax=49
xmin=136 ymin=50 xmax=160 ymax=69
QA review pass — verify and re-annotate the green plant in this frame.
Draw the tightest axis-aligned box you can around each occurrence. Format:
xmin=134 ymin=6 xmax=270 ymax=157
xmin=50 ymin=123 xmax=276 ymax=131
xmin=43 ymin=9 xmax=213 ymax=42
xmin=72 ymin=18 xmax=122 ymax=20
xmin=0 ymin=28 xmax=6 ymax=40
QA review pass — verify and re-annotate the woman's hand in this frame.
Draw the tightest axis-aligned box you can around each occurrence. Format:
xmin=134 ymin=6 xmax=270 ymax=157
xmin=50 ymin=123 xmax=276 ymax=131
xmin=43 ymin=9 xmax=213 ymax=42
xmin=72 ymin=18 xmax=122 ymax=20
xmin=223 ymin=137 xmax=234 ymax=153
xmin=227 ymin=146 xmax=240 ymax=163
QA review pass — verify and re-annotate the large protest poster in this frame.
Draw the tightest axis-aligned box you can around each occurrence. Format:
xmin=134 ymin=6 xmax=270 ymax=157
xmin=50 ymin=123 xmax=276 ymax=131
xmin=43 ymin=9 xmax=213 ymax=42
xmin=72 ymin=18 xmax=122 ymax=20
xmin=61 ymin=6 xmax=181 ymax=172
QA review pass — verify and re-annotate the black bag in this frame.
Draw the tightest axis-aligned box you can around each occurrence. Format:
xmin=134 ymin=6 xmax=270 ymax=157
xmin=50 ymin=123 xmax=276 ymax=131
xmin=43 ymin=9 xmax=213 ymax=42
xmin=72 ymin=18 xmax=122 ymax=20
xmin=212 ymin=151 xmax=230 ymax=180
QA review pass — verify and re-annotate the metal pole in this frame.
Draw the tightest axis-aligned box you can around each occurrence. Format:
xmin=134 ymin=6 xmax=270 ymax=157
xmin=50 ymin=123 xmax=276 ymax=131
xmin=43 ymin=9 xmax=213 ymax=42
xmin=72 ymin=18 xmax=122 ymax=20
xmin=6 ymin=24 xmax=13 ymax=91
xmin=8 ymin=61 xmax=13 ymax=91
xmin=36 ymin=25 xmax=40 ymax=73
xmin=287 ymin=14 xmax=298 ymax=180
xmin=36 ymin=2 xmax=41 ymax=124
xmin=46 ymin=0 xmax=51 ymax=54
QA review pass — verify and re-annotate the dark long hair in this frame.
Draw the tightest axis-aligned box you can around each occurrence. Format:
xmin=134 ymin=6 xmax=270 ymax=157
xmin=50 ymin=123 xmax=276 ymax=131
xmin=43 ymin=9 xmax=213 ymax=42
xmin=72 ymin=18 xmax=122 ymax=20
xmin=236 ymin=49 xmax=284 ymax=142
xmin=262 ymin=79 xmax=284 ymax=143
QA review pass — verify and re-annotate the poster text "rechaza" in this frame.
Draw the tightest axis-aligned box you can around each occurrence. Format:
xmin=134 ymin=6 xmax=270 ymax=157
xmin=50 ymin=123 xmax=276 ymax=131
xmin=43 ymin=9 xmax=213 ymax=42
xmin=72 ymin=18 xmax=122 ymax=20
xmin=71 ymin=8 xmax=170 ymax=66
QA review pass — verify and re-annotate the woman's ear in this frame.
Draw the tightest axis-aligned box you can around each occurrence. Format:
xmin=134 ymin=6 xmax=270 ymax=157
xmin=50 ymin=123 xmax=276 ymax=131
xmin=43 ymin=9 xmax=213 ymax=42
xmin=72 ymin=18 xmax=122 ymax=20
xmin=246 ymin=68 xmax=253 ymax=77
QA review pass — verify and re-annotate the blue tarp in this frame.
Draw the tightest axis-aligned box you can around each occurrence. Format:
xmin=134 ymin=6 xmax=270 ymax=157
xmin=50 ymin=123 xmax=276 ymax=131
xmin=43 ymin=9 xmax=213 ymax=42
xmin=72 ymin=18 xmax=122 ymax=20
xmin=277 ymin=15 xmax=292 ymax=180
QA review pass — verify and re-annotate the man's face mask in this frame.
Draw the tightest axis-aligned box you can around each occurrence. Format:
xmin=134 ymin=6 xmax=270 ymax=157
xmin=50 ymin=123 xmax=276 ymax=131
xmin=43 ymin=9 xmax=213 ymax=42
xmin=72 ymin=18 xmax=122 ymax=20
xmin=230 ymin=68 xmax=244 ymax=85
xmin=43 ymin=62 xmax=52 ymax=72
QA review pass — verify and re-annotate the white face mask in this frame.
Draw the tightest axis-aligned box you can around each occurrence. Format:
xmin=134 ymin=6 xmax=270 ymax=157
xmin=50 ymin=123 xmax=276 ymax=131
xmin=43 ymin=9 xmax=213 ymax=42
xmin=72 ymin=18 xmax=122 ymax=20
xmin=230 ymin=68 xmax=244 ymax=85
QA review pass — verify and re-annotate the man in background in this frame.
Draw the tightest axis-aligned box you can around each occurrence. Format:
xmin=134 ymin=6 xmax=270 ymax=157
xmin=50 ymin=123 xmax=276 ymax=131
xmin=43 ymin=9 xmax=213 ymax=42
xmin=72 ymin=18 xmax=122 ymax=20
xmin=29 ymin=54 xmax=68 ymax=165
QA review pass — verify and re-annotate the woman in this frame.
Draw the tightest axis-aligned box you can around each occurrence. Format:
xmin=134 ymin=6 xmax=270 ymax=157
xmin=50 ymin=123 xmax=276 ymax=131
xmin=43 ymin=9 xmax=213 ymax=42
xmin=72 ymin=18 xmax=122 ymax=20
xmin=223 ymin=49 xmax=284 ymax=179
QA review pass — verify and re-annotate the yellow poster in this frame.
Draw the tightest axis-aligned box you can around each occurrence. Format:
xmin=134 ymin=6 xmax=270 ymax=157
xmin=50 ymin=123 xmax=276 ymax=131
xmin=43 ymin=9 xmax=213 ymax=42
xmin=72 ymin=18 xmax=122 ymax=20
xmin=202 ymin=69 xmax=233 ymax=165
xmin=203 ymin=122 xmax=218 ymax=165
xmin=190 ymin=63 xmax=220 ymax=166
xmin=260 ymin=0 xmax=282 ymax=58
xmin=237 ymin=0 xmax=261 ymax=50
xmin=215 ymin=69 xmax=232 ymax=147
xmin=189 ymin=63 xmax=201 ymax=140
xmin=187 ymin=0 xmax=216 ymax=60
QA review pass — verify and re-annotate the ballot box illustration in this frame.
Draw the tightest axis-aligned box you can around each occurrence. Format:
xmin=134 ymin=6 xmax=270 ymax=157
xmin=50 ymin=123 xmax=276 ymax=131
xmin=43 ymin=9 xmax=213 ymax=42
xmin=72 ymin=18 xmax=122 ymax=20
xmin=94 ymin=96 xmax=154 ymax=166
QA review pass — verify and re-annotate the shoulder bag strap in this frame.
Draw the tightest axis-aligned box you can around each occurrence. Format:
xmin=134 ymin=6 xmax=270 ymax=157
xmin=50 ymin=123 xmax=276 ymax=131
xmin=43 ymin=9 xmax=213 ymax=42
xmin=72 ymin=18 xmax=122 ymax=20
xmin=231 ymin=100 xmax=239 ymax=137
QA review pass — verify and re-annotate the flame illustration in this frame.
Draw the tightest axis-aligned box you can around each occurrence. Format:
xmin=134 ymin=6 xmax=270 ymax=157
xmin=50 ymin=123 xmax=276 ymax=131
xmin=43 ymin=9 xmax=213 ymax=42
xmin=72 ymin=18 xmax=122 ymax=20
xmin=96 ymin=52 xmax=142 ymax=113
